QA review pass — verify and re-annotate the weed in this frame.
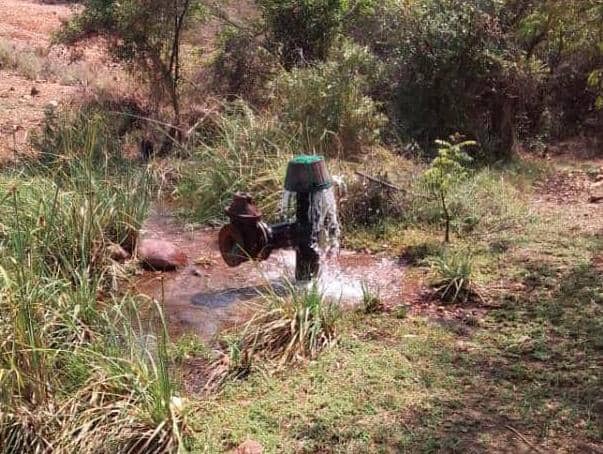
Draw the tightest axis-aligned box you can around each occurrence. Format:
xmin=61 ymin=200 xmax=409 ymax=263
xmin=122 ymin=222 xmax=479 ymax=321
xmin=170 ymin=333 xmax=212 ymax=364
xmin=427 ymin=249 xmax=480 ymax=304
xmin=205 ymin=283 xmax=340 ymax=392
xmin=393 ymin=305 xmax=409 ymax=319
xmin=361 ymin=281 xmax=384 ymax=314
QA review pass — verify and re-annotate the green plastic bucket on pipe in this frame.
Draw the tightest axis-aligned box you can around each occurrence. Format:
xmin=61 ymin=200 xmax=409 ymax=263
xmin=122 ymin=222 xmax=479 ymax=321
xmin=284 ymin=155 xmax=333 ymax=193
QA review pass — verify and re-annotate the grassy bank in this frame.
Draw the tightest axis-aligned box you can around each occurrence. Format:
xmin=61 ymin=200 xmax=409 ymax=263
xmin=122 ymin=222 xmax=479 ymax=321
xmin=0 ymin=111 xmax=193 ymax=452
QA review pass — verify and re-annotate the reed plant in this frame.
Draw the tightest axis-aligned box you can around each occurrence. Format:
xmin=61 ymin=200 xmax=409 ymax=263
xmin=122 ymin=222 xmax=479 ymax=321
xmin=0 ymin=110 xmax=190 ymax=452
xmin=175 ymin=102 xmax=294 ymax=223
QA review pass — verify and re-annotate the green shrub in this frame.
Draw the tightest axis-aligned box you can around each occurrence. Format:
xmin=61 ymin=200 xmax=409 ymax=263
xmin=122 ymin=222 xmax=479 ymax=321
xmin=210 ymin=27 xmax=279 ymax=106
xmin=274 ymin=41 xmax=386 ymax=157
xmin=351 ymin=0 xmax=603 ymax=153
xmin=409 ymin=158 xmax=528 ymax=240
xmin=421 ymin=137 xmax=475 ymax=242
xmin=258 ymin=0 xmax=347 ymax=68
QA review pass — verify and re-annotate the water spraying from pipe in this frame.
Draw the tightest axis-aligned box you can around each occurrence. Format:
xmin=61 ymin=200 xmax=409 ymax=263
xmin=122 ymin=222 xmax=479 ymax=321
xmin=219 ymin=155 xmax=341 ymax=282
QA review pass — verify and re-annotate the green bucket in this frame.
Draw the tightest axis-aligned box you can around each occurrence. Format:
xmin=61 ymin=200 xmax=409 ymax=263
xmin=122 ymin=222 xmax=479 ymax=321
xmin=284 ymin=155 xmax=333 ymax=193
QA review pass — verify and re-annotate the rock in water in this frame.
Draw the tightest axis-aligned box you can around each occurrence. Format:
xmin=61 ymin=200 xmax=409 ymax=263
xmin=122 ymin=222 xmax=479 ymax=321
xmin=234 ymin=439 xmax=263 ymax=454
xmin=138 ymin=239 xmax=187 ymax=270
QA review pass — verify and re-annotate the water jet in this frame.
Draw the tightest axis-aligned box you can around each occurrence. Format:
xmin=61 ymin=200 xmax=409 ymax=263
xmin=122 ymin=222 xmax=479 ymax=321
xmin=218 ymin=155 xmax=340 ymax=281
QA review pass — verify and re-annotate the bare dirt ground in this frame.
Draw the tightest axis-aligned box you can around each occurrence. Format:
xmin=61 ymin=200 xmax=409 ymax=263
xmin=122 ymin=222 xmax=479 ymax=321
xmin=0 ymin=0 xmax=71 ymax=46
xmin=0 ymin=0 xmax=132 ymax=162
xmin=0 ymin=0 xmax=73 ymax=160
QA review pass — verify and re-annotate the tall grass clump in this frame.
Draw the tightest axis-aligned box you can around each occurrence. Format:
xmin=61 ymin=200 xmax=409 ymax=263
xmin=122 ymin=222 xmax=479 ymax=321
xmin=0 ymin=109 xmax=191 ymax=452
xmin=205 ymin=283 xmax=340 ymax=391
xmin=408 ymin=166 xmax=529 ymax=240
xmin=427 ymin=249 xmax=482 ymax=304
xmin=175 ymin=102 xmax=294 ymax=223
xmin=247 ymin=283 xmax=340 ymax=363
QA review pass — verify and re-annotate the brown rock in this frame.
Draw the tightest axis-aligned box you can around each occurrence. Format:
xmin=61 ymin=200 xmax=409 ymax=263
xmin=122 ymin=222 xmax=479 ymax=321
xmin=235 ymin=439 xmax=263 ymax=454
xmin=590 ymin=181 xmax=603 ymax=203
xmin=138 ymin=239 xmax=187 ymax=270
xmin=30 ymin=86 xmax=40 ymax=96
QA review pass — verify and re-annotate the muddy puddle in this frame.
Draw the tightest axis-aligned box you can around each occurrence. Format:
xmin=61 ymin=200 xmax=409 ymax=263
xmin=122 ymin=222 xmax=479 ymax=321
xmin=134 ymin=211 xmax=406 ymax=341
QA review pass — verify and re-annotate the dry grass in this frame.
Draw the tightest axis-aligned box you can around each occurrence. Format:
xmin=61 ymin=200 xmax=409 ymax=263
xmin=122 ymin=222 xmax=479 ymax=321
xmin=204 ymin=283 xmax=340 ymax=393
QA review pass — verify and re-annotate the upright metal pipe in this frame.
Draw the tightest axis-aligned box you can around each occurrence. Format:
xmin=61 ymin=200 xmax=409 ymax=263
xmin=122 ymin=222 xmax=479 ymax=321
xmin=295 ymin=192 xmax=320 ymax=281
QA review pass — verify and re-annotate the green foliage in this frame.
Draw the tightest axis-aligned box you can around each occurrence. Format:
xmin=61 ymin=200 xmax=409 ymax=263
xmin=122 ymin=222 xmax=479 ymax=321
xmin=422 ymin=137 xmax=476 ymax=242
xmin=360 ymin=281 xmax=383 ymax=314
xmin=205 ymin=283 xmax=340 ymax=391
xmin=211 ymin=27 xmax=279 ymax=105
xmin=0 ymin=108 xmax=189 ymax=450
xmin=250 ymin=282 xmax=340 ymax=364
xmin=354 ymin=0 xmax=512 ymax=151
xmin=258 ymin=0 xmax=348 ymax=68
xmin=427 ymin=248 xmax=476 ymax=304
xmin=274 ymin=40 xmax=386 ymax=157
xmin=175 ymin=102 xmax=292 ymax=223
xmin=343 ymin=0 xmax=602 ymax=153
xmin=588 ymin=69 xmax=603 ymax=110
xmin=60 ymin=0 xmax=205 ymax=120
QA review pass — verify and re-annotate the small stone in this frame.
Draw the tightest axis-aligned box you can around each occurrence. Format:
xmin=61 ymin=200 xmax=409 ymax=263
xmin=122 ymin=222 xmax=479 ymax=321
xmin=589 ymin=181 xmax=603 ymax=203
xmin=30 ymin=86 xmax=40 ymax=97
xmin=235 ymin=439 xmax=263 ymax=454
xmin=138 ymin=239 xmax=187 ymax=271
xmin=108 ymin=243 xmax=130 ymax=262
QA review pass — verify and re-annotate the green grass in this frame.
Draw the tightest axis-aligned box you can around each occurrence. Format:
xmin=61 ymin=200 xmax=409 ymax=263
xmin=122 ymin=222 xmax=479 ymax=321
xmin=190 ymin=250 xmax=602 ymax=451
xmin=1 ymin=98 xmax=600 ymax=452
xmin=184 ymin=156 xmax=602 ymax=452
xmin=193 ymin=315 xmax=461 ymax=452
xmin=174 ymin=103 xmax=294 ymax=223
xmin=0 ymin=109 xmax=192 ymax=452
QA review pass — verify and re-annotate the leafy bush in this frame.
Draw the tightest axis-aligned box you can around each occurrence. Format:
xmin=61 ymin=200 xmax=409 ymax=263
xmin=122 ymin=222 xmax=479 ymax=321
xmin=345 ymin=0 xmax=602 ymax=154
xmin=410 ymin=162 xmax=529 ymax=239
xmin=422 ymin=137 xmax=475 ymax=242
xmin=210 ymin=27 xmax=279 ymax=106
xmin=60 ymin=0 xmax=205 ymax=123
xmin=274 ymin=41 xmax=386 ymax=157
xmin=258 ymin=0 xmax=347 ymax=68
